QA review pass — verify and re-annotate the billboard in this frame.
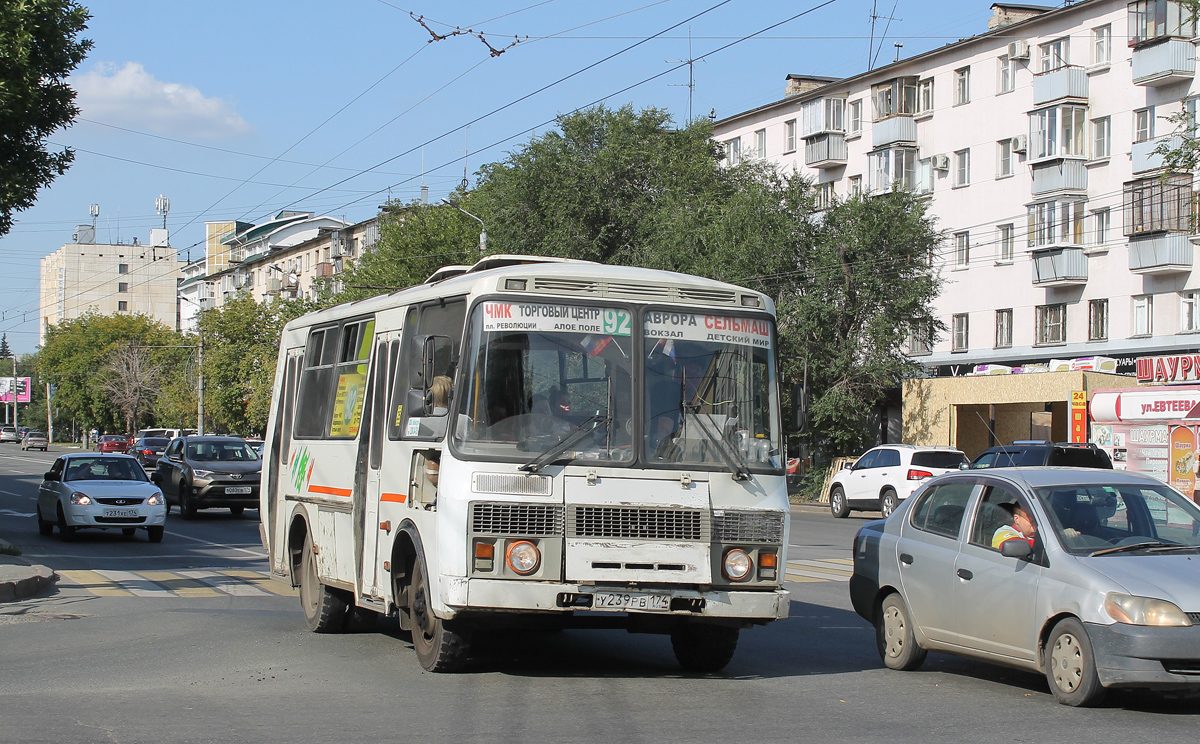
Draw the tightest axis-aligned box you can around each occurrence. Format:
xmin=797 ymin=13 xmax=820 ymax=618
xmin=0 ymin=377 xmax=32 ymax=403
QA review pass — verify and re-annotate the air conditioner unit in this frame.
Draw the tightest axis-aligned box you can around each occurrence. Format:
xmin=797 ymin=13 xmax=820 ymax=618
xmin=1011 ymin=134 xmax=1027 ymax=153
xmin=1008 ymin=40 xmax=1030 ymax=60
xmin=932 ymin=154 xmax=950 ymax=171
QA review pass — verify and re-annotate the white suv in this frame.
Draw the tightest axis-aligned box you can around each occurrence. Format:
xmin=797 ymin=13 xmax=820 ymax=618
xmin=829 ymin=444 xmax=967 ymax=518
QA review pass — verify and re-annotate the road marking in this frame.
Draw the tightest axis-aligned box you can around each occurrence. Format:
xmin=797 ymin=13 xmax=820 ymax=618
xmin=787 ymin=559 xmax=854 ymax=576
xmin=824 ymin=558 xmax=854 ymax=565
xmin=164 ymin=529 xmax=267 ymax=558
xmin=179 ymin=569 xmax=269 ymax=596
xmin=221 ymin=569 xmax=295 ymax=596
xmin=785 ymin=567 xmax=851 ymax=582
xmin=94 ymin=569 xmax=176 ymax=597
xmin=136 ymin=571 xmax=223 ymax=598
xmin=1 ymin=490 xmax=31 ymax=498
xmin=784 ymin=574 xmax=829 ymax=583
xmin=58 ymin=570 xmax=134 ymax=597
xmin=57 ymin=568 xmax=284 ymax=598
xmin=0 ymin=509 xmax=35 ymax=518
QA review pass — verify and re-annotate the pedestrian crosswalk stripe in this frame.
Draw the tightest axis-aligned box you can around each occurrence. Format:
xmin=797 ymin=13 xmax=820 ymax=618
xmin=178 ymin=569 xmax=269 ymax=596
xmin=59 ymin=570 xmax=133 ymax=597
xmin=136 ymin=571 xmax=223 ymax=598
xmin=58 ymin=568 xmax=294 ymax=598
xmin=94 ymin=570 xmax=175 ymax=597
xmin=787 ymin=559 xmax=854 ymax=576
xmin=785 ymin=567 xmax=851 ymax=582
xmin=221 ymin=569 xmax=295 ymax=596
xmin=781 ymin=558 xmax=855 ymax=583
xmin=824 ymin=558 xmax=854 ymax=565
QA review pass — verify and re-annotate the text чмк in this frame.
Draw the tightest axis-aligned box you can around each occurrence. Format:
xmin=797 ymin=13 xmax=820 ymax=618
xmin=485 ymin=303 xmax=601 ymax=321
xmin=705 ymin=316 xmax=770 ymax=336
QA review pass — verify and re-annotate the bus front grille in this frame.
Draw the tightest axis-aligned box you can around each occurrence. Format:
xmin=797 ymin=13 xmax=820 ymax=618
xmin=569 ymin=506 xmax=705 ymax=541
xmin=712 ymin=510 xmax=785 ymax=544
xmin=470 ymin=503 xmax=564 ymax=536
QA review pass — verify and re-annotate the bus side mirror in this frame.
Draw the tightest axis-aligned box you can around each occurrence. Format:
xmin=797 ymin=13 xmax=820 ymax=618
xmin=785 ymin=381 xmax=809 ymax=435
xmin=419 ymin=335 xmax=453 ymax=388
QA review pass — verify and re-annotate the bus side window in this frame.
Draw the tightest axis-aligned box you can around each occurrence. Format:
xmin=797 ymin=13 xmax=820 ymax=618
xmin=327 ymin=318 xmax=375 ymax=439
xmin=294 ymin=327 xmax=337 ymax=438
xmin=369 ymin=342 xmax=388 ymax=470
xmin=397 ymin=299 xmax=466 ymax=440
xmin=388 ymin=307 xmax=419 ymax=441
xmin=279 ymin=355 xmax=298 ymax=462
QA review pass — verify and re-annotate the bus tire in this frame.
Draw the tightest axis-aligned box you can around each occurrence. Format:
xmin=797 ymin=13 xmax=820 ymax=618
xmin=299 ymin=531 xmax=346 ymax=633
xmin=671 ymin=622 xmax=739 ymax=673
xmin=344 ymin=605 xmax=379 ymax=633
xmin=410 ymin=557 xmax=470 ymax=672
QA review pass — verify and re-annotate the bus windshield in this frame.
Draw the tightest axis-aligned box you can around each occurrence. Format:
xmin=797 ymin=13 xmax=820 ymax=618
xmin=453 ymin=300 xmax=634 ymax=463
xmin=644 ymin=311 xmax=782 ymax=472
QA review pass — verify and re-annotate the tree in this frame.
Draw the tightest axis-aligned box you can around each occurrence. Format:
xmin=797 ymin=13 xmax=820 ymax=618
xmin=0 ymin=333 xmax=11 ymax=359
xmin=100 ymin=345 xmax=162 ymax=433
xmin=0 ymin=0 xmax=93 ymax=237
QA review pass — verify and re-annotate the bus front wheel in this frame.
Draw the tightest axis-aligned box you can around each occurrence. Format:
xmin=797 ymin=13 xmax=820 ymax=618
xmin=299 ymin=531 xmax=346 ymax=633
xmin=671 ymin=622 xmax=739 ymax=673
xmin=409 ymin=558 xmax=470 ymax=672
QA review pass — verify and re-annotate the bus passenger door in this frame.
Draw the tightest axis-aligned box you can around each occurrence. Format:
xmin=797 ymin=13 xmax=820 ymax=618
xmin=362 ymin=332 xmax=401 ymax=598
xmin=269 ymin=349 xmax=304 ymax=576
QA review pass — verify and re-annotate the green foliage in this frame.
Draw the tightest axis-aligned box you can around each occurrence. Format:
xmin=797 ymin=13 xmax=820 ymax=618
xmin=0 ymin=0 xmax=93 ymax=237
xmin=0 ymin=333 xmax=11 ymax=358
xmin=199 ymin=293 xmax=316 ymax=434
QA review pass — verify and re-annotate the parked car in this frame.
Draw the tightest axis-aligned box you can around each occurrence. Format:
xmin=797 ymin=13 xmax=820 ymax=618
xmin=94 ymin=435 xmax=130 ymax=454
xmin=829 ymin=444 xmax=969 ymax=518
xmin=0 ymin=425 xmax=18 ymax=444
xmin=152 ymin=436 xmax=261 ymax=519
xmin=850 ymin=467 xmax=1200 ymax=706
xmin=132 ymin=436 xmax=170 ymax=469
xmin=21 ymin=430 xmax=48 ymax=451
xmin=36 ymin=453 xmax=166 ymax=542
xmin=971 ymin=440 xmax=1113 ymax=470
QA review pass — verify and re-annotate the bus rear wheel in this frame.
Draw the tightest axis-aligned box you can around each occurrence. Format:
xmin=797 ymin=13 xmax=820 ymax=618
xmin=410 ymin=558 xmax=470 ymax=672
xmin=299 ymin=531 xmax=346 ymax=633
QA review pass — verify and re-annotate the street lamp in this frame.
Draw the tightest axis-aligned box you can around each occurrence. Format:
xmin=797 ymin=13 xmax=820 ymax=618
xmin=442 ymin=198 xmax=488 ymax=253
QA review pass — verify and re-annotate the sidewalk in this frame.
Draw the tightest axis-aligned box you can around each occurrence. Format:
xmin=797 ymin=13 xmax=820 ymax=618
xmin=0 ymin=539 xmax=57 ymax=602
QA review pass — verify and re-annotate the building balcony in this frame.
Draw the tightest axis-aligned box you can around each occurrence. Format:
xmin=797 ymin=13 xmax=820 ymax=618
xmin=1032 ymin=66 xmax=1088 ymax=105
xmin=1129 ymin=232 xmax=1194 ymax=274
xmin=1031 ymin=245 xmax=1088 ymax=286
xmin=264 ymin=277 xmax=282 ymax=295
xmin=804 ymin=133 xmax=848 ymax=167
xmin=1132 ymin=38 xmax=1196 ymax=86
xmin=872 ymin=115 xmax=917 ymax=148
xmin=1132 ymin=135 xmax=1183 ymax=174
xmin=314 ymin=261 xmax=334 ymax=278
xmin=1030 ymin=159 xmax=1088 ymax=196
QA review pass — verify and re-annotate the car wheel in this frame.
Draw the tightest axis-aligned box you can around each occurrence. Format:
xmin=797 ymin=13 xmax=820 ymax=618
xmin=229 ymin=506 xmax=245 ymax=517
xmin=36 ymin=505 xmax=54 ymax=536
xmin=147 ymin=526 xmax=164 ymax=543
xmin=299 ymin=531 xmax=347 ymax=633
xmin=1045 ymin=618 xmax=1106 ymax=707
xmin=880 ymin=489 xmax=899 ymax=518
xmin=876 ymin=593 xmax=927 ymax=671
xmin=830 ymin=486 xmax=850 ymax=519
xmin=56 ymin=504 xmax=76 ymax=542
xmin=180 ymin=482 xmax=197 ymax=520
xmin=671 ymin=622 xmax=740 ymax=673
xmin=410 ymin=556 xmax=471 ymax=672
xmin=122 ymin=528 xmax=136 ymax=539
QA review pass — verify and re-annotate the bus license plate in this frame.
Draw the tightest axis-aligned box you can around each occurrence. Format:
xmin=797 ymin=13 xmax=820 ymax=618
xmin=103 ymin=509 xmax=139 ymax=518
xmin=225 ymin=486 xmax=252 ymax=495
xmin=592 ymin=592 xmax=670 ymax=612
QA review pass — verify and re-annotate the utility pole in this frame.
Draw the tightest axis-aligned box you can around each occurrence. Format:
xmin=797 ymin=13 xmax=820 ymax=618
xmin=668 ymin=27 xmax=699 ymax=121
xmin=197 ymin=336 xmax=205 ymax=435
xmin=11 ymin=355 xmax=16 ymax=431
xmin=46 ymin=381 xmax=53 ymax=443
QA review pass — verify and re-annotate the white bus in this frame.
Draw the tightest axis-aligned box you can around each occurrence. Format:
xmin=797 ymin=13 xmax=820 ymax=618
xmin=260 ymin=255 xmax=792 ymax=672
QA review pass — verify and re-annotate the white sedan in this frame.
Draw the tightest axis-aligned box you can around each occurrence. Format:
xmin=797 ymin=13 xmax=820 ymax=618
xmin=37 ymin=454 xmax=167 ymax=542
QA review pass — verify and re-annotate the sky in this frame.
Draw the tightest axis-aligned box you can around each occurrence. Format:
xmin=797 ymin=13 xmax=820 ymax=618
xmin=0 ymin=0 xmax=1006 ymax=354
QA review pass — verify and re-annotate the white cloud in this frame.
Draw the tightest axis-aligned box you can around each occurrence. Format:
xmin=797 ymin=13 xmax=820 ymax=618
xmin=72 ymin=62 xmax=253 ymax=139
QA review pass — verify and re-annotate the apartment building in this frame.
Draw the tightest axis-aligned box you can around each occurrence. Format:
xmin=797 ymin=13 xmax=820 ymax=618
xmin=39 ymin=224 xmax=181 ymax=344
xmin=714 ymin=0 xmax=1200 ymax=378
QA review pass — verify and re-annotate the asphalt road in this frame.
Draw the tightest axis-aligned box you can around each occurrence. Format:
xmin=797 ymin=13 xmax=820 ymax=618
xmin=2 ymin=447 xmax=1199 ymax=743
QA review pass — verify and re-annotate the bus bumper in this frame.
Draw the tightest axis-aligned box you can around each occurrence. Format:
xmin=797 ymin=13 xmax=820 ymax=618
xmin=459 ymin=579 xmax=790 ymax=622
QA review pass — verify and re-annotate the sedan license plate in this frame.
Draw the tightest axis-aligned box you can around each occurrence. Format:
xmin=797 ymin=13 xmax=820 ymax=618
xmin=103 ymin=509 xmax=139 ymax=518
xmin=225 ymin=486 xmax=252 ymax=495
xmin=592 ymin=592 xmax=670 ymax=612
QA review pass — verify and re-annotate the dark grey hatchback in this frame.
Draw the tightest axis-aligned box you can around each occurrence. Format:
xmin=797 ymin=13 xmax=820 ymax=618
xmin=151 ymin=436 xmax=261 ymax=518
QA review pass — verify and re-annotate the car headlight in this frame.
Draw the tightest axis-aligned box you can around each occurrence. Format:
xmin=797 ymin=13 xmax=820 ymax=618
xmin=505 ymin=540 xmax=541 ymax=575
xmin=1104 ymin=592 xmax=1192 ymax=627
xmin=69 ymin=492 xmax=92 ymax=505
xmin=147 ymin=492 xmax=164 ymax=506
xmin=192 ymin=469 xmax=214 ymax=479
xmin=722 ymin=548 xmax=753 ymax=581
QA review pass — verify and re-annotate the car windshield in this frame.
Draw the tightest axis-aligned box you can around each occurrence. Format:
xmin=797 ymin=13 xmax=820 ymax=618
xmin=911 ymin=451 xmax=967 ymax=469
xmin=64 ymin=457 xmax=148 ymax=482
xmin=102 ymin=436 xmax=125 ymax=442
xmin=1035 ymin=483 xmax=1200 ymax=555
xmin=186 ymin=441 xmax=260 ymax=462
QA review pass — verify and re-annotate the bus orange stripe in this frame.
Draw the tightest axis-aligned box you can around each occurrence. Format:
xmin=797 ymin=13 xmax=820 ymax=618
xmin=381 ymin=492 xmax=407 ymax=503
xmin=309 ymin=485 xmax=352 ymax=498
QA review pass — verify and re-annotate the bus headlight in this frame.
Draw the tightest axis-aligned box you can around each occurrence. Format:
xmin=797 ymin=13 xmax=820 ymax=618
xmin=722 ymin=548 xmax=753 ymax=581
xmin=506 ymin=540 xmax=541 ymax=575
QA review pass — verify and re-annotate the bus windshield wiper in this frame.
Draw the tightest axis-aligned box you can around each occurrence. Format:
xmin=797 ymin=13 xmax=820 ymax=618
xmin=1090 ymin=541 xmax=1178 ymax=556
xmin=518 ymin=412 xmax=608 ymax=473
xmin=687 ymin=407 xmax=751 ymax=481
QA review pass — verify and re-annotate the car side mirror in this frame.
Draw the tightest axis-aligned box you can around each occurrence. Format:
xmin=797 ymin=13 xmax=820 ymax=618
xmin=150 ymin=472 xmax=162 ymax=484
xmin=43 ymin=471 xmax=58 ymax=481
xmin=1000 ymin=539 xmax=1033 ymax=560
xmin=785 ymin=381 xmax=809 ymax=435
xmin=959 ymin=462 xmax=970 ymax=470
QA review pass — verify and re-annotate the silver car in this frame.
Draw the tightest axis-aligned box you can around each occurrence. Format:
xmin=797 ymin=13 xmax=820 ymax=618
xmin=850 ymin=467 xmax=1200 ymax=706
xmin=37 ymin=454 xmax=167 ymax=542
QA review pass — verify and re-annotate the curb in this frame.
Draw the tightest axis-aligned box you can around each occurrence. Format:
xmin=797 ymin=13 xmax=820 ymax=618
xmin=0 ymin=540 xmax=58 ymax=602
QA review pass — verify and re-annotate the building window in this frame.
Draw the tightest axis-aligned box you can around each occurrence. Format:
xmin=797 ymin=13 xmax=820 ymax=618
xmin=1135 ymin=107 xmax=1154 ymax=143
xmin=118 ymin=264 xmax=128 ymax=274
xmin=916 ymin=78 xmax=934 ymax=114
xmin=952 ymin=314 xmax=969 ymax=351
xmin=721 ymin=138 xmax=741 ymax=165
xmin=908 ymin=323 xmax=932 ymax=355
xmin=868 ymin=147 xmax=918 ymax=193
xmin=1091 ymin=116 xmax=1110 ymax=159
xmin=995 ymin=308 xmax=1013 ymax=348
xmin=997 ymin=139 xmax=1013 ymax=178
xmin=784 ymin=119 xmax=796 ymax=152
xmin=801 ymin=98 xmax=844 ymax=136
xmin=1183 ymin=291 xmax=1200 ymax=332
xmin=848 ymin=100 xmax=862 ymax=134
xmin=1092 ymin=24 xmax=1111 ymax=64
xmin=1133 ymin=295 xmax=1154 ymax=336
xmin=917 ymin=158 xmax=934 ymax=194
xmin=816 ymin=182 xmax=835 ymax=210
xmin=998 ymin=224 xmax=1014 ymax=262
xmin=1093 ymin=208 xmax=1110 ymax=245
xmin=1123 ymin=175 xmax=1193 ymax=235
xmin=1036 ymin=303 xmax=1067 ymax=345
xmin=997 ymin=55 xmax=1014 ymax=94
xmin=872 ymin=77 xmax=917 ymax=120
xmin=1129 ymin=0 xmax=1197 ymax=46
xmin=118 ymin=282 xmax=128 ymax=292
xmin=117 ymin=301 xmax=128 ymax=312
xmin=848 ymin=175 xmax=862 ymax=196
xmin=754 ymin=129 xmax=766 ymax=158
xmin=954 ymin=67 xmax=970 ymax=105
xmin=1039 ymin=37 xmax=1070 ymax=72
xmin=1089 ymin=299 xmax=1109 ymax=340
xmin=1030 ymin=105 xmax=1087 ymax=160
xmin=954 ymin=232 xmax=970 ymax=268
xmin=954 ymin=148 xmax=970 ymax=187
xmin=1028 ymin=199 xmax=1087 ymax=247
